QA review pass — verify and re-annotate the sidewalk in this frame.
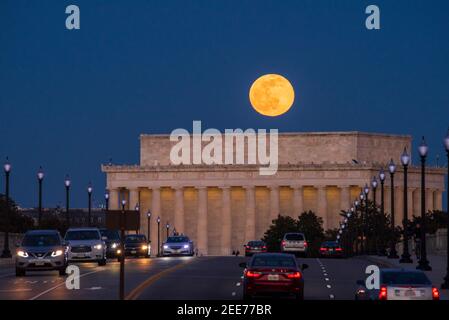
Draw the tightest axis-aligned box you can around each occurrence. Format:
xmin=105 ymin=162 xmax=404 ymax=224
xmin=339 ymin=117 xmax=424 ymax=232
xmin=365 ymin=254 xmax=449 ymax=299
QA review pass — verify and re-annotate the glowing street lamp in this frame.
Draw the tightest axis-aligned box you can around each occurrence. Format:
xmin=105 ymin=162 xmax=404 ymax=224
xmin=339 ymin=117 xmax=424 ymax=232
xmin=1 ymin=158 xmax=12 ymax=258
xmin=65 ymin=175 xmax=71 ymax=226
xmin=399 ymin=147 xmax=412 ymax=263
xmin=388 ymin=159 xmax=399 ymax=259
xmin=442 ymin=130 xmax=449 ymax=289
xmin=87 ymin=182 xmax=93 ymax=227
xmin=37 ymin=167 xmax=44 ymax=226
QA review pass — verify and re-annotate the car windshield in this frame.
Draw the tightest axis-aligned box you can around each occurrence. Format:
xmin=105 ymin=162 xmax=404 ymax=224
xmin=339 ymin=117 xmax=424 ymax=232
xmin=322 ymin=242 xmax=339 ymax=248
xmin=252 ymin=255 xmax=297 ymax=268
xmin=248 ymin=241 xmax=264 ymax=246
xmin=126 ymin=235 xmax=146 ymax=243
xmin=22 ymin=234 xmax=60 ymax=247
xmin=100 ymin=230 xmax=120 ymax=240
xmin=65 ymin=230 xmax=100 ymax=241
xmin=166 ymin=237 xmax=189 ymax=243
xmin=285 ymin=234 xmax=304 ymax=241
xmin=382 ymin=272 xmax=431 ymax=285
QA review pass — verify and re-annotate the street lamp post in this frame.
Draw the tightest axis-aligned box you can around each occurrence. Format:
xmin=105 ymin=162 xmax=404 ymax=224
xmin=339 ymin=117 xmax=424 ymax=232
xmin=157 ymin=216 xmax=161 ymax=256
xmin=371 ymin=176 xmax=378 ymax=206
xmin=65 ymin=175 xmax=71 ymax=227
xmin=364 ymin=184 xmax=370 ymax=254
xmin=87 ymin=183 xmax=93 ymax=227
xmin=147 ymin=211 xmax=151 ymax=248
xmin=379 ymin=168 xmax=386 ymax=216
xmin=441 ymin=130 xmax=449 ymax=289
xmin=388 ymin=159 xmax=399 ymax=259
xmin=37 ymin=167 xmax=44 ymax=227
xmin=354 ymin=200 xmax=360 ymax=255
xmin=1 ymin=158 xmax=12 ymax=258
xmin=104 ymin=191 xmax=109 ymax=212
xmin=359 ymin=191 xmax=366 ymax=255
xmin=417 ymin=137 xmax=432 ymax=271
xmin=119 ymin=199 xmax=126 ymax=300
xmin=166 ymin=222 xmax=170 ymax=239
xmin=400 ymin=148 xmax=413 ymax=263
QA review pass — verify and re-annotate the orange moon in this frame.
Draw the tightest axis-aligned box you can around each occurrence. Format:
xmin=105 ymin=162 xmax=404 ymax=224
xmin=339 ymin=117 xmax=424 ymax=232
xmin=249 ymin=74 xmax=295 ymax=117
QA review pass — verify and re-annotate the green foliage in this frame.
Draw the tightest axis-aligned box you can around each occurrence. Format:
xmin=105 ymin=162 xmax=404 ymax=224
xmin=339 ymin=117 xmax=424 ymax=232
xmin=410 ymin=210 xmax=448 ymax=235
xmin=262 ymin=215 xmax=299 ymax=252
xmin=0 ymin=194 xmax=35 ymax=233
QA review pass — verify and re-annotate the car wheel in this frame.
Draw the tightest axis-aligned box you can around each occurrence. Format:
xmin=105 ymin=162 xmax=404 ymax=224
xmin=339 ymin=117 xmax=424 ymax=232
xmin=15 ymin=268 xmax=25 ymax=277
xmin=98 ymin=258 xmax=107 ymax=266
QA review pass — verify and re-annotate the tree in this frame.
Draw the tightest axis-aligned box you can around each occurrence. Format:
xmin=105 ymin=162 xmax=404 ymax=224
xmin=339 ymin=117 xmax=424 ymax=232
xmin=262 ymin=215 xmax=299 ymax=252
xmin=296 ymin=211 xmax=325 ymax=256
xmin=0 ymin=194 xmax=35 ymax=233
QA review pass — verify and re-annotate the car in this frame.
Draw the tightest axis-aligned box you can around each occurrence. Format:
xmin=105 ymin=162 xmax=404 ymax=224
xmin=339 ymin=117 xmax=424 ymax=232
xmin=355 ymin=268 xmax=440 ymax=300
xmin=240 ymin=253 xmax=308 ymax=300
xmin=244 ymin=240 xmax=267 ymax=256
xmin=15 ymin=230 xmax=68 ymax=277
xmin=123 ymin=234 xmax=151 ymax=258
xmin=99 ymin=229 xmax=121 ymax=258
xmin=65 ymin=228 xmax=107 ymax=266
xmin=280 ymin=233 xmax=308 ymax=257
xmin=162 ymin=236 xmax=194 ymax=256
xmin=319 ymin=241 xmax=344 ymax=258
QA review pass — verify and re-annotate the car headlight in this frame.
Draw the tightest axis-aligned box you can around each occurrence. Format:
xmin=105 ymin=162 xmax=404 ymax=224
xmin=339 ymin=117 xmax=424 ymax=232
xmin=94 ymin=244 xmax=102 ymax=250
xmin=183 ymin=244 xmax=189 ymax=249
xmin=111 ymin=243 xmax=118 ymax=249
xmin=142 ymin=245 xmax=148 ymax=250
xmin=17 ymin=250 xmax=28 ymax=258
xmin=116 ymin=249 xmax=122 ymax=254
xmin=51 ymin=250 xmax=63 ymax=257
xmin=163 ymin=245 xmax=169 ymax=249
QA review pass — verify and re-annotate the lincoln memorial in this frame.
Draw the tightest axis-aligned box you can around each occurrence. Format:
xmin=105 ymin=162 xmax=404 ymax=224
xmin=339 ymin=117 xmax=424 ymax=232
xmin=102 ymin=132 xmax=446 ymax=256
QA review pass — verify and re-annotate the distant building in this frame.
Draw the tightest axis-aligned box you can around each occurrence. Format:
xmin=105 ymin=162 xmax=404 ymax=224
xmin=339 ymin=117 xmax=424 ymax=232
xmin=20 ymin=207 xmax=106 ymax=228
xmin=102 ymin=132 xmax=446 ymax=255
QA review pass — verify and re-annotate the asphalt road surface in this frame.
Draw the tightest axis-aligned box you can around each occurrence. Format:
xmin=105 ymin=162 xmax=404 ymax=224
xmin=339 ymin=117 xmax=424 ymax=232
xmin=0 ymin=256 xmax=380 ymax=300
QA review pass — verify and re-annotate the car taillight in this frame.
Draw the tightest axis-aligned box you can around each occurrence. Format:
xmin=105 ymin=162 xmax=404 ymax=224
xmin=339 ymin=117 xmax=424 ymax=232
xmin=379 ymin=285 xmax=388 ymax=300
xmin=262 ymin=246 xmax=267 ymax=249
xmin=287 ymin=272 xmax=302 ymax=279
xmin=245 ymin=270 xmax=262 ymax=279
xmin=432 ymin=287 xmax=440 ymax=300
xmin=335 ymin=247 xmax=343 ymax=252
xmin=281 ymin=241 xmax=286 ymax=247
xmin=320 ymin=247 xmax=327 ymax=251
xmin=303 ymin=241 xmax=308 ymax=247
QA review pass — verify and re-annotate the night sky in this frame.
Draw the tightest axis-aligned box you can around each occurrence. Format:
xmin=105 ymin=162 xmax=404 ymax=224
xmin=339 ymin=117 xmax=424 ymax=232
xmin=0 ymin=0 xmax=448 ymax=209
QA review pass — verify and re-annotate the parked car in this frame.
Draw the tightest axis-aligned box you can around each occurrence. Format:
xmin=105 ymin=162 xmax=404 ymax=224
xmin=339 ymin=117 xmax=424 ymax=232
xmin=355 ymin=268 xmax=440 ymax=300
xmin=162 ymin=236 xmax=194 ymax=256
xmin=15 ymin=230 xmax=68 ymax=277
xmin=244 ymin=240 xmax=267 ymax=256
xmin=65 ymin=228 xmax=107 ymax=266
xmin=280 ymin=233 xmax=308 ymax=257
xmin=240 ymin=253 xmax=308 ymax=300
xmin=123 ymin=234 xmax=150 ymax=259
xmin=319 ymin=241 xmax=344 ymax=258
xmin=99 ymin=229 xmax=121 ymax=258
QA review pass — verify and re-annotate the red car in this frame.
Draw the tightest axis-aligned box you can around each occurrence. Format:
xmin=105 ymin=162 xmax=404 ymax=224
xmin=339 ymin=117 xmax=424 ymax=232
xmin=240 ymin=253 xmax=308 ymax=300
xmin=244 ymin=240 xmax=267 ymax=256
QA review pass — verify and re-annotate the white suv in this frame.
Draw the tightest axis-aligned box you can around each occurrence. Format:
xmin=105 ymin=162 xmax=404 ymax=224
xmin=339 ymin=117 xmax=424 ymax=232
xmin=281 ymin=233 xmax=308 ymax=257
xmin=65 ymin=228 xmax=107 ymax=266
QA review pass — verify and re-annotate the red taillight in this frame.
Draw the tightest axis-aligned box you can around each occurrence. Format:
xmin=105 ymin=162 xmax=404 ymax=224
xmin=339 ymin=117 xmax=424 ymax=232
xmin=432 ymin=287 xmax=440 ymax=300
xmin=287 ymin=272 xmax=302 ymax=279
xmin=262 ymin=246 xmax=267 ymax=250
xmin=245 ymin=270 xmax=262 ymax=279
xmin=335 ymin=247 xmax=343 ymax=252
xmin=379 ymin=285 xmax=388 ymax=300
xmin=320 ymin=247 xmax=327 ymax=251
xmin=303 ymin=241 xmax=308 ymax=247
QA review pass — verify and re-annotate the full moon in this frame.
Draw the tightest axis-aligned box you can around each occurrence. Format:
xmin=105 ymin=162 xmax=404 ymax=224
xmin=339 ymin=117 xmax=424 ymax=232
xmin=249 ymin=74 xmax=295 ymax=117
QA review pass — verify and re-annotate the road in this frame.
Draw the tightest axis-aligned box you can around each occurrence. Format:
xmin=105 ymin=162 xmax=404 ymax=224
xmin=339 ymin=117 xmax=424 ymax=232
xmin=0 ymin=256 xmax=378 ymax=300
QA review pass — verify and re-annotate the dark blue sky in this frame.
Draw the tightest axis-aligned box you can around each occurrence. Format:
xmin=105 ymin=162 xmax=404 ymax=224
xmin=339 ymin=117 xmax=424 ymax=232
xmin=0 ymin=0 xmax=448 ymax=209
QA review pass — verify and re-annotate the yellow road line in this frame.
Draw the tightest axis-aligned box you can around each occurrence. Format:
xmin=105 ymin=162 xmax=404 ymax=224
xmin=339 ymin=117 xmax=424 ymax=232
xmin=125 ymin=258 xmax=195 ymax=300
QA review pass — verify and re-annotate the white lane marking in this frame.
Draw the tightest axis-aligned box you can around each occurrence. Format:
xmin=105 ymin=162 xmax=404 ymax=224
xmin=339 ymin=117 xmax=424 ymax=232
xmin=236 ymin=282 xmax=241 ymax=287
xmin=85 ymin=286 xmax=102 ymax=290
xmin=0 ymin=288 xmax=33 ymax=292
xmin=240 ymin=276 xmax=243 ymax=279
xmin=329 ymin=294 xmax=335 ymax=299
xmin=231 ymin=292 xmax=236 ymax=296
xmin=326 ymin=285 xmax=332 ymax=289
xmin=28 ymin=269 xmax=103 ymax=300
xmin=25 ymin=281 xmax=38 ymax=284
xmin=323 ymin=273 xmax=328 ymax=276
xmin=325 ymin=278 xmax=330 ymax=281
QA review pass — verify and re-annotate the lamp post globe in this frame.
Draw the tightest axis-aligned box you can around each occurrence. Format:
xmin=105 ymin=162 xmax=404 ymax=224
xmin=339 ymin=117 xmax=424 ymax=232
xmin=87 ymin=183 xmax=93 ymax=227
xmin=104 ymin=191 xmax=109 ymax=211
xmin=1 ymin=157 xmax=12 ymax=258
xmin=441 ymin=130 xmax=449 ymax=288
xmin=417 ymin=137 xmax=432 ymax=270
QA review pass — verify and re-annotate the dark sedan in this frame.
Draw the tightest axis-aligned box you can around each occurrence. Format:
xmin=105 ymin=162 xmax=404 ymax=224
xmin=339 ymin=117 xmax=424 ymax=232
xmin=122 ymin=234 xmax=150 ymax=259
xmin=244 ymin=241 xmax=267 ymax=256
xmin=240 ymin=253 xmax=308 ymax=300
xmin=319 ymin=241 xmax=344 ymax=258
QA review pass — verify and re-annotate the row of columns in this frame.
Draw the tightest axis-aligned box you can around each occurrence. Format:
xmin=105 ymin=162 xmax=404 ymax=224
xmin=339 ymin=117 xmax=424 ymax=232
xmin=107 ymin=185 xmax=443 ymax=255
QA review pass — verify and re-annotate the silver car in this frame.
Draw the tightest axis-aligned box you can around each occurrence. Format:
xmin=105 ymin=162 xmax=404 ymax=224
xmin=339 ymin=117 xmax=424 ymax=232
xmin=280 ymin=233 xmax=308 ymax=257
xmin=355 ymin=269 xmax=440 ymax=300
xmin=162 ymin=236 xmax=194 ymax=256
xmin=15 ymin=230 xmax=68 ymax=277
xmin=65 ymin=228 xmax=107 ymax=266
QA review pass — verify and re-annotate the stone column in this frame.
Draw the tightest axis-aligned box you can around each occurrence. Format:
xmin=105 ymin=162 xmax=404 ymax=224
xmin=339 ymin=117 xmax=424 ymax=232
xmin=426 ymin=189 xmax=434 ymax=212
xmin=292 ymin=185 xmax=304 ymax=217
xmin=109 ymin=188 xmax=119 ymax=210
xmin=317 ymin=186 xmax=328 ymax=230
xmin=434 ymin=190 xmax=443 ymax=211
xmin=244 ymin=186 xmax=256 ymax=244
xmin=197 ymin=187 xmax=208 ymax=255
xmin=269 ymin=185 xmax=280 ymax=223
xmin=340 ymin=185 xmax=351 ymax=212
xmin=174 ymin=187 xmax=185 ymax=234
xmin=220 ymin=187 xmax=232 ymax=256
xmin=151 ymin=187 xmax=161 ymax=252
xmin=129 ymin=188 xmax=140 ymax=211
